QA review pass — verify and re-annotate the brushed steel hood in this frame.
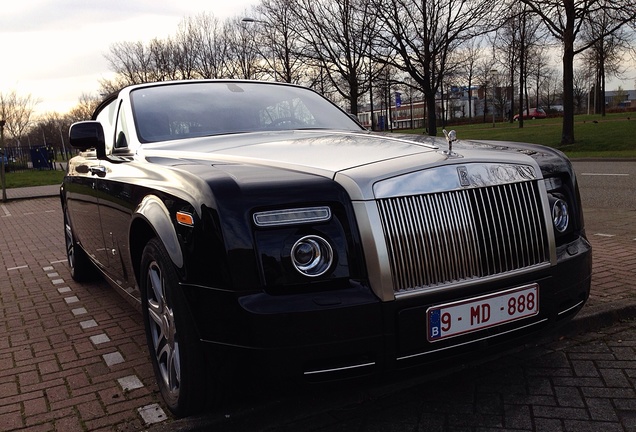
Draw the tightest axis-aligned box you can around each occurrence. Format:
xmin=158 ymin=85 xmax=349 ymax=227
xmin=143 ymin=130 xmax=438 ymax=177
xmin=143 ymin=130 xmax=541 ymax=201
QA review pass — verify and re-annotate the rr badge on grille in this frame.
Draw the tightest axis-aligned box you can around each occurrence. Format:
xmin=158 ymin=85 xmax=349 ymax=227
xmin=457 ymin=166 xmax=470 ymax=187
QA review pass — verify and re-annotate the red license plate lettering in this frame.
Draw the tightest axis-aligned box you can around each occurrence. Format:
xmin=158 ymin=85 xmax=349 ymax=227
xmin=428 ymin=284 xmax=539 ymax=342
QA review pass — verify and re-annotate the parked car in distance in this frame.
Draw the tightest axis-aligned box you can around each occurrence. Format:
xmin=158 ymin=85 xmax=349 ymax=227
xmin=513 ymin=107 xmax=547 ymax=120
xmin=61 ymin=80 xmax=592 ymax=418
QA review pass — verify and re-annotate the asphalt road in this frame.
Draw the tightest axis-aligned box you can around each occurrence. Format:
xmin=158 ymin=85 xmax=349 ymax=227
xmin=573 ymin=160 xmax=636 ymax=211
xmin=572 ymin=160 xmax=636 ymax=242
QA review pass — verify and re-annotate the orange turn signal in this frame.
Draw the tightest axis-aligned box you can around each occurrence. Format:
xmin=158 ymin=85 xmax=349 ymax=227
xmin=176 ymin=211 xmax=194 ymax=226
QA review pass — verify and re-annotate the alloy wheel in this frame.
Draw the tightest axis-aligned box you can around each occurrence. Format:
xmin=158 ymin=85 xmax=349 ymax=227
xmin=146 ymin=260 xmax=181 ymax=399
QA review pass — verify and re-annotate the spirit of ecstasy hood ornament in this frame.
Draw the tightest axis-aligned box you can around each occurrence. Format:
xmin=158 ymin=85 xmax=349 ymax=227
xmin=442 ymin=129 xmax=460 ymax=157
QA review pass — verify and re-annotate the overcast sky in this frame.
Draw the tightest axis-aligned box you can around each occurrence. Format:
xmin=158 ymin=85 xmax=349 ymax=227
xmin=3 ymin=1 xmax=633 ymax=118
xmin=1 ymin=0 xmax=256 ymax=116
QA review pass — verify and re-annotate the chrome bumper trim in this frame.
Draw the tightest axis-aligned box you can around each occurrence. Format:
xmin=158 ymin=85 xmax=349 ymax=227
xmin=396 ymin=318 xmax=548 ymax=362
xmin=558 ymin=299 xmax=585 ymax=316
xmin=303 ymin=361 xmax=376 ymax=376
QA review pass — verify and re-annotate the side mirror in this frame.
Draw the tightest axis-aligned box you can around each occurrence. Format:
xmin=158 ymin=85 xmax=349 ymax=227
xmin=69 ymin=121 xmax=106 ymax=159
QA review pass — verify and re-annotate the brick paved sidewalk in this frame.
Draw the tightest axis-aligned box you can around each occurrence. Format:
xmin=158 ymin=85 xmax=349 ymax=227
xmin=575 ymin=208 xmax=636 ymax=328
xmin=170 ymin=317 xmax=636 ymax=432
xmin=2 ymin=184 xmax=60 ymax=201
xmin=0 ymin=198 xmax=165 ymax=431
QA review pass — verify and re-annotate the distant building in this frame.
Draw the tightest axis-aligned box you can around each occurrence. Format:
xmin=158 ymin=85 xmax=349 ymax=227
xmin=604 ymin=89 xmax=636 ymax=108
xmin=356 ymin=84 xmax=508 ymax=130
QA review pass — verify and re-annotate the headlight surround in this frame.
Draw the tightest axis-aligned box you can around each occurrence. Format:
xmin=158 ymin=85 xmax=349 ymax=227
xmin=291 ymin=235 xmax=333 ymax=277
xmin=550 ymin=196 xmax=569 ymax=233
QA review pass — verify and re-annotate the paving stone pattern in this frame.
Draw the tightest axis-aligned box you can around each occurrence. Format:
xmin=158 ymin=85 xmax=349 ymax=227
xmin=0 ymin=197 xmax=166 ymax=431
xmin=265 ymin=318 xmax=636 ymax=432
xmin=585 ymin=208 xmax=636 ymax=312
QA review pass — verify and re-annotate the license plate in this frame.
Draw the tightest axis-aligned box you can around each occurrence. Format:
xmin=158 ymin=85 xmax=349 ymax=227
xmin=427 ymin=284 xmax=539 ymax=342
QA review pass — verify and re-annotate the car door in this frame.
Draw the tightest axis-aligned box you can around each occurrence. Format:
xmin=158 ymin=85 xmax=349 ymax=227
xmin=93 ymin=102 xmax=139 ymax=295
xmin=64 ymin=153 xmax=110 ymax=270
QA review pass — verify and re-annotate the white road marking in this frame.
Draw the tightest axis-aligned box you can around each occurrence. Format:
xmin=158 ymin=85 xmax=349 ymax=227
xmin=1 ymin=205 xmax=10 ymax=217
xmin=581 ymin=173 xmax=629 ymax=176
xmin=594 ymin=233 xmax=616 ymax=237
xmin=7 ymin=265 xmax=28 ymax=271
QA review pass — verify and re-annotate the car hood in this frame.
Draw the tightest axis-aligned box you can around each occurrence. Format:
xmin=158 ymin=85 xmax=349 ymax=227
xmin=141 ymin=130 xmax=544 ymax=200
xmin=143 ymin=130 xmax=438 ymax=171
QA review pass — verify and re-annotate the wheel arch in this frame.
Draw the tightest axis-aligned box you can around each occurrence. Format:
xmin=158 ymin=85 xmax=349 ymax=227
xmin=131 ymin=195 xmax=184 ymax=286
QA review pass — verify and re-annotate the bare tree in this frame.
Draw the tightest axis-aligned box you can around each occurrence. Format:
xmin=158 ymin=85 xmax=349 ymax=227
xmin=493 ymin=6 xmax=520 ymax=124
xmin=67 ymin=93 xmax=103 ymax=122
xmin=456 ymin=39 xmax=484 ymax=120
xmin=474 ymin=57 xmax=497 ymax=123
xmin=539 ymin=69 xmax=562 ymax=110
xmin=244 ymin=0 xmax=307 ymax=84
xmin=187 ymin=13 xmax=230 ymax=79
xmin=36 ymin=112 xmax=75 ymax=162
xmin=518 ymin=0 xmax=636 ymax=144
xmin=373 ymin=0 xmax=497 ymax=136
xmin=98 ymin=75 xmax=132 ymax=97
xmin=293 ymin=0 xmax=378 ymax=114
xmin=572 ymin=67 xmax=593 ymax=113
xmin=0 ymin=90 xmax=39 ymax=146
xmin=226 ymin=18 xmax=261 ymax=79
xmin=493 ymin=2 xmax=548 ymax=127
xmin=526 ymin=46 xmax=553 ymax=111
xmin=105 ymin=41 xmax=154 ymax=86
xmin=579 ymin=11 xmax=632 ymax=116
xmin=105 ymin=13 xmax=233 ymax=86
xmin=147 ymin=37 xmax=181 ymax=81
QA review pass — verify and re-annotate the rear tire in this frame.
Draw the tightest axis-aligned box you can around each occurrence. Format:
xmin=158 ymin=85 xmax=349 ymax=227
xmin=64 ymin=208 xmax=95 ymax=282
xmin=140 ymin=238 xmax=207 ymax=418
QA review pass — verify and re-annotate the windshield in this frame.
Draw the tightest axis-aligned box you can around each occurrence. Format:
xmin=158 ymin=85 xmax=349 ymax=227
xmin=130 ymin=81 xmax=363 ymax=143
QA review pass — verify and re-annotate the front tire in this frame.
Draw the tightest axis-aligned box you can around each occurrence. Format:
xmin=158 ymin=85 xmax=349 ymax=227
xmin=140 ymin=238 xmax=206 ymax=418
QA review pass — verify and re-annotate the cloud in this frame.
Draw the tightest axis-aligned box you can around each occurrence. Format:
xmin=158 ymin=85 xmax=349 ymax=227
xmin=1 ymin=0 xmax=257 ymax=115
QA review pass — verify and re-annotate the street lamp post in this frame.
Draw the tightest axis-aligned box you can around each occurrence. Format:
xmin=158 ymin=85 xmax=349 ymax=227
xmin=490 ymin=69 xmax=498 ymax=128
xmin=242 ymin=17 xmax=277 ymax=82
xmin=0 ymin=120 xmax=6 ymax=202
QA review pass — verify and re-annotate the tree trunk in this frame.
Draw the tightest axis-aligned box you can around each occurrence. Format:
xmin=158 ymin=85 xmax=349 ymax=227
xmin=560 ymin=0 xmax=576 ymax=145
xmin=349 ymin=79 xmax=359 ymax=115
xmin=425 ymin=90 xmax=437 ymax=136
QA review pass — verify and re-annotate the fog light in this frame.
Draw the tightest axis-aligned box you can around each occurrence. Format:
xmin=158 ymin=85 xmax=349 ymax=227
xmin=291 ymin=235 xmax=333 ymax=277
xmin=552 ymin=198 xmax=569 ymax=232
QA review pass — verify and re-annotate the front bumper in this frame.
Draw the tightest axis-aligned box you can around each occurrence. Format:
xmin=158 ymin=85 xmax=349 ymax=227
xmin=182 ymin=235 xmax=591 ymax=381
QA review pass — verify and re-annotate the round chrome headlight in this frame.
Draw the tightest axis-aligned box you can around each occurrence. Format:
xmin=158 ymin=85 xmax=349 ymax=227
xmin=291 ymin=235 xmax=333 ymax=277
xmin=551 ymin=198 xmax=569 ymax=233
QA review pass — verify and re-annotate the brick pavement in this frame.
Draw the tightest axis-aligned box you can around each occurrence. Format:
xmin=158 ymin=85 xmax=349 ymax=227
xmin=249 ymin=317 xmax=636 ymax=432
xmin=0 ymin=187 xmax=635 ymax=431
xmin=0 ymin=197 xmax=165 ymax=431
xmin=577 ymin=208 xmax=636 ymax=324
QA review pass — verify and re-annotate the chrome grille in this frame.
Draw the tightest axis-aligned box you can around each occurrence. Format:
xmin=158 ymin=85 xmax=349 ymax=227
xmin=377 ymin=181 xmax=549 ymax=294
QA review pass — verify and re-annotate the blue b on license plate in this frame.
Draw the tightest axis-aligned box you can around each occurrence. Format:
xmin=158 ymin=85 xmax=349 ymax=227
xmin=427 ymin=284 xmax=539 ymax=342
